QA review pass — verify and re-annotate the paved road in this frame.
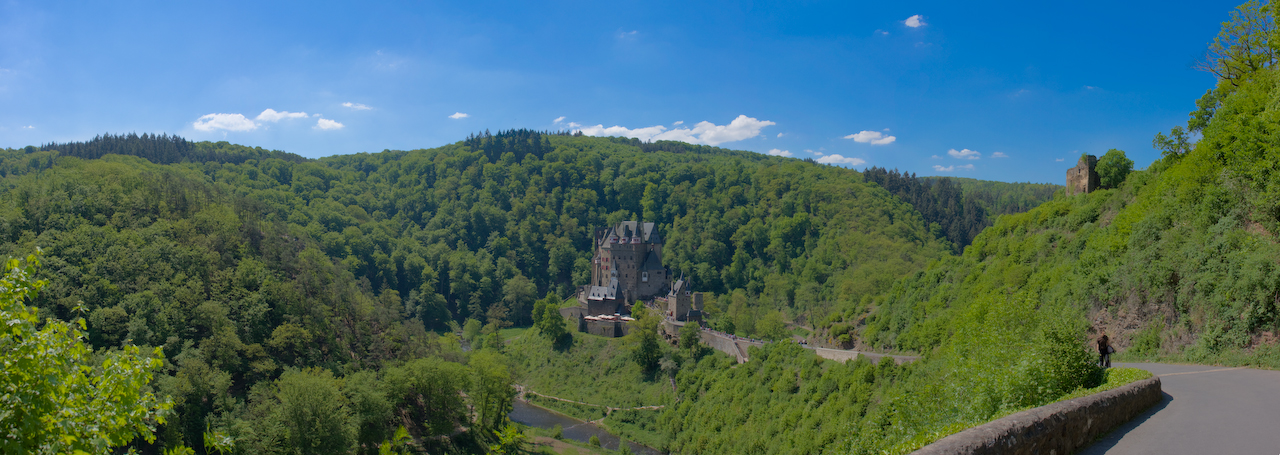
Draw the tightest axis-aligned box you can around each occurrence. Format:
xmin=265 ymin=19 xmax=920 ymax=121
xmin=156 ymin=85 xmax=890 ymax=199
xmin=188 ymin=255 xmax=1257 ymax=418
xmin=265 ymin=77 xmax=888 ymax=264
xmin=1081 ymin=362 xmax=1280 ymax=455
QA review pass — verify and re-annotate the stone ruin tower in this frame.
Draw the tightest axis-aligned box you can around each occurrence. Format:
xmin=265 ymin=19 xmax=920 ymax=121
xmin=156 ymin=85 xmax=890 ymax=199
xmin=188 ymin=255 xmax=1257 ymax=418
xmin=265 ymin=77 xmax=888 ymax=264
xmin=1066 ymin=155 xmax=1099 ymax=196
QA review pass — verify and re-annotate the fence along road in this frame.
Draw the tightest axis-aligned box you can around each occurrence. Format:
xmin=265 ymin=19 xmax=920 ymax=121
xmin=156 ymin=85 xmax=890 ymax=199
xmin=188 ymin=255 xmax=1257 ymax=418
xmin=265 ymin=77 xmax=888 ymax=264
xmin=1079 ymin=362 xmax=1280 ymax=455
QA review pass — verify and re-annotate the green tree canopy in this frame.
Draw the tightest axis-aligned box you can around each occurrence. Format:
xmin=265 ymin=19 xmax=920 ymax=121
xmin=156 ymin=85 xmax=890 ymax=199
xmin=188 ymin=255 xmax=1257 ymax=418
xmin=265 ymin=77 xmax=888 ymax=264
xmin=1097 ymin=149 xmax=1134 ymax=188
xmin=0 ymin=253 xmax=170 ymax=454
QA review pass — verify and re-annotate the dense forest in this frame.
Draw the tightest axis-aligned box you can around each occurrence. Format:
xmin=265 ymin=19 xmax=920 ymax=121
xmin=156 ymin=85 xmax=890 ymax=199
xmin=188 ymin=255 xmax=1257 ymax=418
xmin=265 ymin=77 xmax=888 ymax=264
xmin=0 ymin=125 xmax=1060 ymax=453
xmin=861 ymin=167 xmax=1058 ymax=252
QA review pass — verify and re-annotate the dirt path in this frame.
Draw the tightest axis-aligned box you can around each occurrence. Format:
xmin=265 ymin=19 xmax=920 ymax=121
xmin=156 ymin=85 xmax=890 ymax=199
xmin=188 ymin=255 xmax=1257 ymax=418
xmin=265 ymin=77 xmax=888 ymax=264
xmin=515 ymin=384 xmax=665 ymax=417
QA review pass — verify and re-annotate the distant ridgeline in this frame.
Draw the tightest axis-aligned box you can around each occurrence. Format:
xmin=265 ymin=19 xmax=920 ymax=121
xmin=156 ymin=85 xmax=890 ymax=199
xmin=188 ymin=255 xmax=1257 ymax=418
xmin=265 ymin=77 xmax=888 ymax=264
xmin=862 ymin=166 xmax=1060 ymax=251
xmin=36 ymin=132 xmax=307 ymax=165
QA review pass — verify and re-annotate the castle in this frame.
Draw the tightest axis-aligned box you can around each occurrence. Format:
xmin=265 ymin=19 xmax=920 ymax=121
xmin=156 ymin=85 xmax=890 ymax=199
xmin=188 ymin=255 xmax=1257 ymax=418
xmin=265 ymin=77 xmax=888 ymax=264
xmin=561 ymin=221 xmax=702 ymax=337
xmin=1066 ymin=155 xmax=1099 ymax=196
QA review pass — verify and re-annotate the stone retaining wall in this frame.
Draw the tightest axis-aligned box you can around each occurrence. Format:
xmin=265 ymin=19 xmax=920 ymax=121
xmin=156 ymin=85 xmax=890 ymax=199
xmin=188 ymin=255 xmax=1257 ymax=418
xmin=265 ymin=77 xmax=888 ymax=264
xmin=912 ymin=376 xmax=1162 ymax=455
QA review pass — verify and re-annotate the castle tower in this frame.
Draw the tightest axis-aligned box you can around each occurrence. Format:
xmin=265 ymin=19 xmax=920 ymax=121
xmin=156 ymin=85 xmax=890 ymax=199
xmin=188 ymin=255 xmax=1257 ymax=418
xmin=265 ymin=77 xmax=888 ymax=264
xmin=1066 ymin=155 xmax=1099 ymax=196
xmin=588 ymin=221 xmax=668 ymax=304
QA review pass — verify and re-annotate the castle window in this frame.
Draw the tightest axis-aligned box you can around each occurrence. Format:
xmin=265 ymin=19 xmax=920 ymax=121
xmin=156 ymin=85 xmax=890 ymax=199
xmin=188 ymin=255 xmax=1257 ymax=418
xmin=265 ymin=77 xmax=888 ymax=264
xmin=642 ymin=271 xmax=649 ymax=282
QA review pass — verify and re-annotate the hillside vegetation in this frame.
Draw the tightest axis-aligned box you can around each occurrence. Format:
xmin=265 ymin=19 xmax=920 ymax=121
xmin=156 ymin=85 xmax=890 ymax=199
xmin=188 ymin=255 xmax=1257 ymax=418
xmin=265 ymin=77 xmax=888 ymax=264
xmin=855 ymin=0 xmax=1280 ymax=368
xmin=0 ymin=126 xmax=1061 ymax=453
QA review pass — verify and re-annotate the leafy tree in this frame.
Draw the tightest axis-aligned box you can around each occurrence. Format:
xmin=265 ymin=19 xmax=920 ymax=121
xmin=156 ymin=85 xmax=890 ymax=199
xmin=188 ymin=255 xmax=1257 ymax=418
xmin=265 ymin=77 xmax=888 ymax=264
xmin=276 ymin=368 xmax=354 ymax=455
xmin=1096 ymin=149 xmax=1134 ymax=188
xmin=468 ymin=351 xmax=513 ymax=432
xmin=755 ymin=310 xmax=790 ymax=341
xmin=0 ymin=253 xmax=171 ymax=454
xmin=1152 ymin=126 xmax=1193 ymax=161
xmin=538 ymin=303 xmax=569 ymax=346
xmin=628 ymin=305 xmax=662 ymax=374
xmin=381 ymin=358 xmax=470 ymax=438
xmin=1195 ymin=0 xmax=1278 ymax=87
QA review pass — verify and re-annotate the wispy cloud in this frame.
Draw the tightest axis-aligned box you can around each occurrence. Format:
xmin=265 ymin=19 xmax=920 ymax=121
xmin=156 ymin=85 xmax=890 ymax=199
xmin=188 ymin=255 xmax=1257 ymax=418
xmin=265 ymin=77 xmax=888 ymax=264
xmin=844 ymin=130 xmax=896 ymax=145
xmin=948 ymin=148 xmax=980 ymax=160
xmin=905 ymin=15 xmax=926 ymax=28
xmin=1056 ymin=158 xmax=1065 ymax=162
xmin=21 ymin=125 xmax=34 ymax=129
xmin=673 ymin=121 xmax=684 ymax=126
xmin=931 ymin=155 xmax=942 ymax=159
xmin=991 ymin=152 xmax=1009 ymax=158
xmin=816 ymin=154 xmax=866 ymax=166
xmin=933 ymin=164 xmax=975 ymax=172
xmin=776 ymin=133 xmax=785 ymax=138
xmin=553 ymin=116 xmax=566 ymax=123
xmin=343 ymin=102 xmax=372 ymax=110
xmin=193 ymin=113 xmax=258 ymax=132
xmin=617 ymin=30 xmax=639 ymax=39
xmin=256 ymin=109 xmax=309 ymax=122
xmin=767 ymin=149 xmax=793 ymax=157
xmin=449 ymin=112 xmax=469 ymax=119
xmin=575 ymin=115 xmax=775 ymax=146
xmin=315 ymin=118 xmax=344 ymax=130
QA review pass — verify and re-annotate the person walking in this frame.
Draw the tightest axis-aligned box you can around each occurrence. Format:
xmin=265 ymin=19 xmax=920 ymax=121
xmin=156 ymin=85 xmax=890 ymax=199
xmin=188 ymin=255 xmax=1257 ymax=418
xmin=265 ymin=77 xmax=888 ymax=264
xmin=1097 ymin=334 xmax=1113 ymax=368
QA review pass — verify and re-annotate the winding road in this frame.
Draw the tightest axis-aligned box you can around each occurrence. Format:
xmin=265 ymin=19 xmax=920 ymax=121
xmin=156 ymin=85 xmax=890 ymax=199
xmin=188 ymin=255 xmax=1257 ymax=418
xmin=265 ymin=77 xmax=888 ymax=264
xmin=1081 ymin=362 xmax=1280 ymax=454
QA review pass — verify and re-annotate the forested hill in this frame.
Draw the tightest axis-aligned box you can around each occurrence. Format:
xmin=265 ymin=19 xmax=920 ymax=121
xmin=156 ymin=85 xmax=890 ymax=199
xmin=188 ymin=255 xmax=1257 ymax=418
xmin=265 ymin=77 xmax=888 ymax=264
xmin=862 ymin=167 xmax=1059 ymax=252
xmin=35 ymin=132 xmax=307 ymax=166
xmin=853 ymin=0 xmax=1280 ymax=366
xmin=0 ymin=130 xmax=967 ymax=451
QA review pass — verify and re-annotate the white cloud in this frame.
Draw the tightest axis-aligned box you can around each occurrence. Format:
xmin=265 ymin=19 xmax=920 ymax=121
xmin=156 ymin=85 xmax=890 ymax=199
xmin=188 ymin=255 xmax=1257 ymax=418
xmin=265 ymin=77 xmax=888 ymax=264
xmin=618 ymin=30 xmax=638 ymax=39
xmin=673 ymin=121 xmax=683 ymax=126
xmin=343 ymin=102 xmax=372 ymax=110
xmin=21 ymin=125 xmax=34 ymax=129
xmin=905 ymin=15 xmax=926 ymax=28
xmin=767 ymin=149 xmax=793 ymax=157
xmin=844 ymin=130 xmax=897 ymax=145
xmin=1085 ymin=86 xmax=1099 ymax=90
xmin=777 ymin=133 xmax=785 ymax=138
xmin=554 ymin=116 xmax=566 ymax=123
xmin=575 ymin=115 xmax=775 ymax=146
xmin=315 ymin=118 xmax=344 ymax=130
xmin=193 ymin=113 xmax=258 ymax=132
xmin=449 ymin=112 xmax=469 ymax=119
xmin=876 ymin=29 xmax=889 ymax=35
xmin=1056 ymin=158 xmax=1065 ymax=162
xmin=567 ymin=122 xmax=582 ymax=128
xmin=931 ymin=155 xmax=942 ymax=159
xmin=948 ymin=148 xmax=980 ymax=159
xmin=991 ymin=152 xmax=1009 ymax=158
xmin=815 ymin=154 xmax=866 ymax=166
xmin=256 ymin=109 xmax=309 ymax=122
xmin=933 ymin=164 xmax=975 ymax=172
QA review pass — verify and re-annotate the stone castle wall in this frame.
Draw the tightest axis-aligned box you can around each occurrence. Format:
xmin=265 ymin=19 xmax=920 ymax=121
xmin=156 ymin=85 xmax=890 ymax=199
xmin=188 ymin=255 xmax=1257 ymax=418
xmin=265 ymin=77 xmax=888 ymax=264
xmin=1066 ymin=155 xmax=1099 ymax=196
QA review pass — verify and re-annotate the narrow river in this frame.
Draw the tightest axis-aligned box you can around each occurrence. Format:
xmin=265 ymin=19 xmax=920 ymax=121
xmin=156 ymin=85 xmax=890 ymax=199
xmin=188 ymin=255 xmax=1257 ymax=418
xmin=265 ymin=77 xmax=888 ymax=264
xmin=508 ymin=399 xmax=662 ymax=455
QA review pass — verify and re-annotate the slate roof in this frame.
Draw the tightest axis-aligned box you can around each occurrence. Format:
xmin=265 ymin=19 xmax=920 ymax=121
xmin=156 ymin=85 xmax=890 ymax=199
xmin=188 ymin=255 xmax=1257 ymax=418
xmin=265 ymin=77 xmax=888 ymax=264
xmin=641 ymin=251 xmax=664 ymax=271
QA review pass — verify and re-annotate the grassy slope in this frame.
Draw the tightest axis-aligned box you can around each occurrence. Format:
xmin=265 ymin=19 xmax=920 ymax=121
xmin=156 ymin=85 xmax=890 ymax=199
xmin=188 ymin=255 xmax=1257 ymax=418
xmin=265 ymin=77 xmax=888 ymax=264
xmin=505 ymin=325 xmax=695 ymax=449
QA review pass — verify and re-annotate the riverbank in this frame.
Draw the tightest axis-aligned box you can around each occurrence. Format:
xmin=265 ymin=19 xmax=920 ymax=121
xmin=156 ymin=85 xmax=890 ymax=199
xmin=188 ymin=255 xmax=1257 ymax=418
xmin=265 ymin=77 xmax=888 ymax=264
xmin=510 ymin=399 xmax=661 ymax=455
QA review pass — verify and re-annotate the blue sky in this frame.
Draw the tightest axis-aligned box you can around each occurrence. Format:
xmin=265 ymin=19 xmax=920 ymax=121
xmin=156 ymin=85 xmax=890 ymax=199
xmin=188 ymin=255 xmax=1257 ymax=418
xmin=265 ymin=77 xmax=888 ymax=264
xmin=0 ymin=0 xmax=1243 ymax=184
